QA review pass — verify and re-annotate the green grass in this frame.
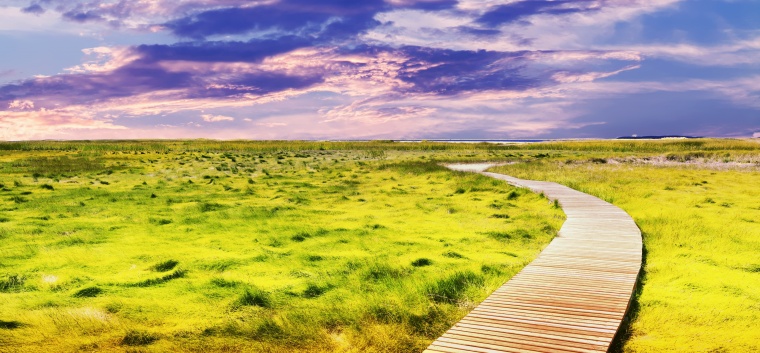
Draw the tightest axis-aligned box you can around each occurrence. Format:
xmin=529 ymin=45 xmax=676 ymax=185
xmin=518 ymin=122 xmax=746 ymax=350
xmin=3 ymin=138 xmax=757 ymax=352
xmin=0 ymin=144 xmax=563 ymax=352
xmin=491 ymin=149 xmax=760 ymax=353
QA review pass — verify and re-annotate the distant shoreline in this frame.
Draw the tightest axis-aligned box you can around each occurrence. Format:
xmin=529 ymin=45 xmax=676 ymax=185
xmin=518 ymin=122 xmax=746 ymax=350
xmin=346 ymin=136 xmax=705 ymax=144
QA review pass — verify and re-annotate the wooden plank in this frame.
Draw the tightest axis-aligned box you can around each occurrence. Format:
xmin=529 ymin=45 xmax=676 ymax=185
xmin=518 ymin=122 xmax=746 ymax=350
xmin=423 ymin=165 xmax=642 ymax=353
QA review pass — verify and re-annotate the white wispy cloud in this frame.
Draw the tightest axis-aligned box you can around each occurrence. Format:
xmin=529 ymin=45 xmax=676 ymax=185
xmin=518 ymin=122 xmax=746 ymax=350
xmin=201 ymin=114 xmax=235 ymax=122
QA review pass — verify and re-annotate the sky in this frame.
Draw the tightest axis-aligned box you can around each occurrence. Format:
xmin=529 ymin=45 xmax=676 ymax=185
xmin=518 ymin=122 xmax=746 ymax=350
xmin=0 ymin=0 xmax=759 ymax=140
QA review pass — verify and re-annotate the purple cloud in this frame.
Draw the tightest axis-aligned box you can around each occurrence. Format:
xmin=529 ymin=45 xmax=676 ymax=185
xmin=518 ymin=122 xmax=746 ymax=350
xmin=392 ymin=47 xmax=537 ymax=94
xmin=407 ymin=0 xmax=459 ymax=11
xmin=0 ymin=41 xmax=329 ymax=110
xmin=456 ymin=26 xmax=502 ymax=37
xmin=478 ymin=0 xmax=599 ymax=26
xmin=198 ymin=71 xmax=324 ymax=99
xmin=163 ymin=0 xmax=459 ymax=40
xmin=19 ymin=0 xmax=460 ymax=28
xmin=0 ymin=45 xmax=518 ymax=109
xmin=0 ymin=64 xmax=194 ymax=110
xmin=21 ymin=4 xmax=46 ymax=15
xmin=136 ymin=37 xmax=312 ymax=63
xmin=62 ymin=10 xmax=104 ymax=23
xmin=2 ymin=39 xmax=625 ymax=117
xmin=164 ymin=1 xmax=384 ymax=40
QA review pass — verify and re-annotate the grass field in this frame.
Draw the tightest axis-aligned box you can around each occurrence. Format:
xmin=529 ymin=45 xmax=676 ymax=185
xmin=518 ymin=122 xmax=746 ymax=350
xmin=491 ymin=141 xmax=760 ymax=353
xmin=2 ymin=138 xmax=759 ymax=352
xmin=0 ymin=143 xmax=563 ymax=352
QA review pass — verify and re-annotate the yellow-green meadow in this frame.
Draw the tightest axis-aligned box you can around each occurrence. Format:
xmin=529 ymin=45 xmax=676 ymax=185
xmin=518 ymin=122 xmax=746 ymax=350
xmin=1 ymin=139 xmax=758 ymax=352
xmin=0 ymin=141 xmax=562 ymax=352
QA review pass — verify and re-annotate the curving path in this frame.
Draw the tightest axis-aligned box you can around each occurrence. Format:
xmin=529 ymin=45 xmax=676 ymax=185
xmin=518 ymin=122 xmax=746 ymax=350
xmin=424 ymin=164 xmax=642 ymax=353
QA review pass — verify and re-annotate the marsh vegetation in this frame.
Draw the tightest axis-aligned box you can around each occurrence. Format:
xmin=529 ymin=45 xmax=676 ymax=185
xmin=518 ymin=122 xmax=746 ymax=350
xmin=1 ymin=138 xmax=758 ymax=352
xmin=0 ymin=141 xmax=563 ymax=352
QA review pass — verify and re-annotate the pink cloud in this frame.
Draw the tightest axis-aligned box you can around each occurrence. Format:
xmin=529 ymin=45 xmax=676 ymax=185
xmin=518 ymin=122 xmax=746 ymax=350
xmin=201 ymin=114 xmax=235 ymax=122
xmin=255 ymin=122 xmax=287 ymax=127
xmin=0 ymin=107 xmax=126 ymax=140
xmin=8 ymin=100 xmax=35 ymax=110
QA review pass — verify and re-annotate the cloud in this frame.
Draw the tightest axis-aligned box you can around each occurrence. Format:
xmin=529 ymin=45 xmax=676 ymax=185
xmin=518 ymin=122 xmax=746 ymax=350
xmin=136 ymin=37 xmax=313 ymax=63
xmin=0 ymin=107 xmax=126 ymax=141
xmin=163 ymin=1 xmax=384 ymax=40
xmin=5 ymin=0 xmax=460 ymax=39
xmin=551 ymin=64 xmax=641 ymax=83
xmin=0 ymin=36 xmax=643 ymax=141
xmin=201 ymin=114 xmax=234 ymax=122
xmin=0 ymin=6 xmax=93 ymax=34
xmin=321 ymin=96 xmax=438 ymax=124
xmin=65 ymin=47 xmax=142 ymax=74
xmin=1 ymin=0 xmax=757 ymax=140
xmin=477 ymin=0 xmax=600 ymax=26
xmin=390 ymin=47 xmax=537 ymax=94
xmin=160 ymin=0 xmax=458 ymax=41
xmin=4 ymin=1 xmax=259 ymax=32
xmin=8 ymin=100 xmax=34 ymax=110
xmin=21 ymin=4 xmax=45 ymax=15
xmin=611 ymin=38 xmax=760 ymax=66
xmin=256 ymin=122 xmax=287 ymax=127
xmin=584 ymin=76 xmax=760 ymax=110
xmin=0 ymin=63 xmax=196 ymax=110
xmin=365 ymin=0 xmax=684 ymax=52
xmin=62 ymin=10 xmax=104 ymax=23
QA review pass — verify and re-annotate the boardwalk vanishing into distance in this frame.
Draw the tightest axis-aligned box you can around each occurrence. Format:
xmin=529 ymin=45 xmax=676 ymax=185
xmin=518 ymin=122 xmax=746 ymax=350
xmin=425 ymin=164 xmax=643 ymax=353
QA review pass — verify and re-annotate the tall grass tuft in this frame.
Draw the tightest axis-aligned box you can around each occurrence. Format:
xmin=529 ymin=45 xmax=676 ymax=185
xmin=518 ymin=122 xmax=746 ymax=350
xmin=408 ymin=305 xmax=454 ymax=337
xmin=411 ymin=258 xmax=433 ymax=267
xmin=290 ymin=231 xmax=312 ymax=242
xmin=130 ymin=269 xmax=186 ymax=287
xmin=0 ymin=320 xmax=24 ymax=329
xmin=251 ymin=318 xmax=286 ymax=340
xmin=482 ymin=229 xmax=532 ymax=241
xmin=234 ymin=287 xmax=272 ymax=308
xmin=364 ymin=263 xmax=407 ymax=281
xmin=209 ymin=277 xmax=239 ymax=288
xmin=0 ymin=274 xmax=25 ymax=292
xmin=150 ymin=260 xmax=179 ymax=272
xmin=442 ymin=251 xmax=466 ymax=259
xmin=302 ymin=283 xmax=329 ymax=298
xmin=199 ymin=201 xmax=226 ymax=212
xmin=72 ymin=286 xmax=103 ymax=298
xmin=426 ymin=271 xmax=485 ymax=303
xmin=120 ymin=330 xmax=159 ymax=346
xmin=10 ymin=196 xmax=27 ymax=204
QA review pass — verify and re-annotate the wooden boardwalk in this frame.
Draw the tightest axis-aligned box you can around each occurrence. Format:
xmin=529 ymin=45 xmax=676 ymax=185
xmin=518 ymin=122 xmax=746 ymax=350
xmin=424 ymin=164 xmax=642 ymax=353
